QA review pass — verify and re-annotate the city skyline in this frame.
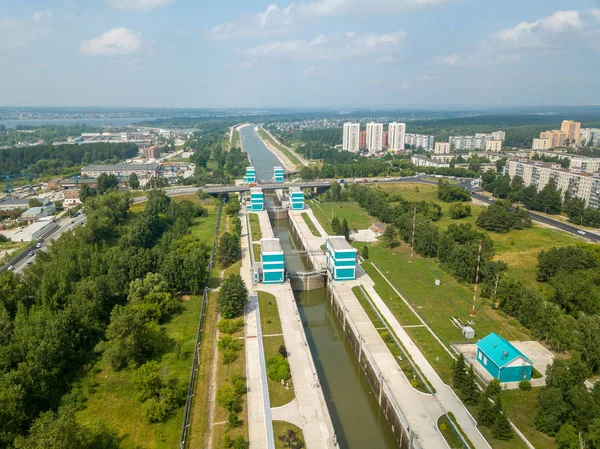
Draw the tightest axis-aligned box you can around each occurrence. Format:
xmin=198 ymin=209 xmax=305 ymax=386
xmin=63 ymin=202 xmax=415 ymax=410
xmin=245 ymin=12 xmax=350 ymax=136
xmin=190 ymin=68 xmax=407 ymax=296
xmin=1 ymin=1 xmax=600 ymax=107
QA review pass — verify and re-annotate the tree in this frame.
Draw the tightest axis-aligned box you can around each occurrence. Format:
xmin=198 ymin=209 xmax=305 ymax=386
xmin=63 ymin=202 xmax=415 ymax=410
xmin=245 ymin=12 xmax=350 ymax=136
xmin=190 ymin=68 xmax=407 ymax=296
xmin=341 ymin=218 xmax=350 ymax=241
xmin=278 ymin=428 xmax=305 ymax=449
xmin=217 ymin=232 xmax=241 ymax=268
xmin=331 ymin=216 xmax=341 ymax=235
xmin=96 ymin=173 xmax=119 ymax=195
xmin=381 ymin=224 xmax=397 ymax=248
xmin=226 ymin=197 xmax=240 ymax=217
xmin=537 ymin=179 xmax=562 ymax=214
xmin=79 ymin=184 xmax=96 ymax=203
xmin=362 ymin=245 xmax=369 ymax=260
xmin=449 ymin=203 xmax=471 ymax=219
xmin=463 ymin=367 xmax=480 ymax=405
xmin=491 ymin=398 xmax=513 ymax=440
xmin=555 ymin=424 xmax=580 ymax=449
xmin=218 ymin=275 xmax=248 ymax=319
xmin=28 ymin=198 xmax=43 ymax=208
xmin=129 ymin=173 xmax=140 ymax=190
xmin=452 ymin=354 xmax=468 ymax=392
xmin=588 ymin=418 xmax=600 ymax=449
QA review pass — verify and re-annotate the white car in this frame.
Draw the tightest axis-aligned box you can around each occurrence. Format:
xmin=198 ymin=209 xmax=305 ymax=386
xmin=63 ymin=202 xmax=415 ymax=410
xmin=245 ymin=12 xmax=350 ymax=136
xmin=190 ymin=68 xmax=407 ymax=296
xmin=578 ymin=230 xmax=586 ymax=235
xmin=8 ymin=265 xmax=14 ymax=271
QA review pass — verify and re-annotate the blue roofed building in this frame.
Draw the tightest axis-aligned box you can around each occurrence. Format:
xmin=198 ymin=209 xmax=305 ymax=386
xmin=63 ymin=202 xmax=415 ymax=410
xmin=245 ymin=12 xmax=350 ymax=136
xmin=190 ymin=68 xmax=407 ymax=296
xmin=244 ymin=166 xmax=256 ymax=183
xmin=326 ymin=236 xmax=357 ymax=281
xmin=476 ymin=333 xmax=533 ymax=382
xmin=273 ymin=166 xmax=284 ymax=183
xmin=249 ymin=187 xmax=264 ymax=211
xmin=261 ymin=238 xmax=285 ymax=284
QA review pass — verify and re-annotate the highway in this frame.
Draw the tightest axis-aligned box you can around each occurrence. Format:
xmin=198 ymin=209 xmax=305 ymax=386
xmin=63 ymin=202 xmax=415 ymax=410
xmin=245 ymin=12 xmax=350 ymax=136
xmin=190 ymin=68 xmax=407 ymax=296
xmin=12 ymin=213 xmax=87 ymax=274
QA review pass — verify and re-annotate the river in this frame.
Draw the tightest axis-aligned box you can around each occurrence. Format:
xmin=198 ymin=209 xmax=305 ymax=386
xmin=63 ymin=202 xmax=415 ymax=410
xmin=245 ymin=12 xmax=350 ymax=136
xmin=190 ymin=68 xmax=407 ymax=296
xmin=241 ymin=125 xmax=398 ymax=449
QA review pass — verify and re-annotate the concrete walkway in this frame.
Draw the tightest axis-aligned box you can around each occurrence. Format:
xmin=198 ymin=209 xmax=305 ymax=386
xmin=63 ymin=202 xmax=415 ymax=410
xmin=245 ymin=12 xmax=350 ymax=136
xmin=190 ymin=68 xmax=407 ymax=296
xmin=288 ymin=209 xmax=327 ymax=271
xmin=241 ymin=209 xmax=274 ymax=449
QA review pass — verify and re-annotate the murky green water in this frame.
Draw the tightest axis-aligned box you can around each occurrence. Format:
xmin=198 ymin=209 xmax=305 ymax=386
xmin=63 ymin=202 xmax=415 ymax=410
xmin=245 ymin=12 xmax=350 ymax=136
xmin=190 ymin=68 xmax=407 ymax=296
xmin=242 ymin=126 xmax=398 ymax=449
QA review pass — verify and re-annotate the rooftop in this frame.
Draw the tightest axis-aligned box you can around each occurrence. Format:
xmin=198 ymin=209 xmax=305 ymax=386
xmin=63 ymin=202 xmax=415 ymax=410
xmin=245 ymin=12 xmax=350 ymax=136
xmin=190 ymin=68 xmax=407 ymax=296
xmin=476 ymin=333 xmax=532 ymax=368
xmin=327 ymin=236 xmax=355 ymax=252
xmin=289 ymin=187 xmax=302 ymax=193
xmin=261 ymin=238 xmax=283 ymax=253
xmin=81 ymin=163 xmax=159 ymax=172
xmin=250 ymin=187 xmax=263 ymax=194
xmin=22 ymin=206 xmax=48 ymax=216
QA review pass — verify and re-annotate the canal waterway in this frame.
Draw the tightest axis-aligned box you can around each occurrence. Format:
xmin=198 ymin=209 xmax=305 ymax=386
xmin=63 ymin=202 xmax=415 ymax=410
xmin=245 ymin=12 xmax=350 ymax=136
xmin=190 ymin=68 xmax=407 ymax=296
xmin=241 ymin=125 xmax=397 ymax=449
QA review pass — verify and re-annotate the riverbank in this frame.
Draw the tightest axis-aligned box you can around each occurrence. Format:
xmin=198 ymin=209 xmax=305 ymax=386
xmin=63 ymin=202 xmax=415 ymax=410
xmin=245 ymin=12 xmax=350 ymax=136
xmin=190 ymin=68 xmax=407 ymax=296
xmin=255 ymin=126 xmax=307 ymax=172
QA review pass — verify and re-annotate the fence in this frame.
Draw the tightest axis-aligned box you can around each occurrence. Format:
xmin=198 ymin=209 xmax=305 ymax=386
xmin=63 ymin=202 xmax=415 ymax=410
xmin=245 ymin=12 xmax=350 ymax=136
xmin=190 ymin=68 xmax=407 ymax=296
xmin=179 ymin=199 xmax=223 ymax=449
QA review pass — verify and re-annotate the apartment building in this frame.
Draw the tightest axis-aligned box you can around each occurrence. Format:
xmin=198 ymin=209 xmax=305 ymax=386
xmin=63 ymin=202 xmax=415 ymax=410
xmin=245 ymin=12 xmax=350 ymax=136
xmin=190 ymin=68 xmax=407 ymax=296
xmin=507 ymin=159 xmax=600 ymax=208
xmin=359 ymin=130 xmax=366 ymax=148
xmin=382 ymin=131 xmax=389 ymax=149
xmin=532 ymin=138 xmax=550 ymax=150
xmin=405 ymin=133 xmax=434 ymax=151
xmin=431 ymin=154 xmax=455 ymax=163
xmin=434 ymin=142 xmax=451 ymax=154
xmin=580 ymin=128 xmax=600 ymax=147
xmin=561 ymin=120 xmax=581 ymax=144
xmin=81 ymin=163 xmax=159 ymax=178
xmin=450 ymin=134 xmax=493 ymax=150
xmin=388 ymin=122 xmax=406 ymax=151
xmin=485 ymin=140 xmax=503 ymax=152
xmin=366 ymin=123 xmax=383 ymax=153
xmin=492 ymin=131 xmax=506 ymax=142
xmin=411 ymin=155 xmax=450 ymax=168
xmin=343 ymin=122 xmax=360 ymax=152
xmin=539 ymin=130 xmax=566 ymax=148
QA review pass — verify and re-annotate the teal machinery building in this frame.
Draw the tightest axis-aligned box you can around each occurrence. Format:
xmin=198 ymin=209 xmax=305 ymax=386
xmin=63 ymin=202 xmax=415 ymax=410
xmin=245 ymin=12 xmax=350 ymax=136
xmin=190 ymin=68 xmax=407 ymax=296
xmin=325 ymin=236 xmax=357 ymax=281
xmin=289 ymin=187 xmax=305 ymax=210
xmin=244 ymin=166 xmax=256 ymax=183
xmin=273 ymin=166 xmax=284 ymax=183
xmin=261 ymin=238 xmax=285 ymax=284
xmin=249 ymin=187 xmax=264 ymax=211
xmin=476 ymin=333 xmax=533 ymax=382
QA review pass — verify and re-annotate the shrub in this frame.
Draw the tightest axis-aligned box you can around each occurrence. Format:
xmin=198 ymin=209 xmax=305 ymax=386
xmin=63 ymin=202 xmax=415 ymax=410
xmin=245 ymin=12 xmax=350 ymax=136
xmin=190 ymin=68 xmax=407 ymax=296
xmin=218 ymin=318 xmax=244 ymax=335
xmin=381 ymin=331 xmax=394 ymax=344
xmin=227 ymin=411 xmax=242 ymax=430
xmin=132 ymin=361 xmax=163 ymax=402
xmin=218 ymin=335 xmax=242 ymax=352
xmin=142 ymin=397 xmax=169 ymax=423
xmin=278 ymin=344 xmax=288 ymax=358
xmin=222 ymin=434 xmax=233 ymax=448
xmin=232 ymin=436 xmax=247 ymax=449
xmin=231 ymin=373 xmax=247 ymax=396
xmin=519 ymin=380 xmax=532 ymax=391
xmin=266 ymin=354 xmax=291 ymax=382
xmin=217 ymin=385 xmax=240 ymax=413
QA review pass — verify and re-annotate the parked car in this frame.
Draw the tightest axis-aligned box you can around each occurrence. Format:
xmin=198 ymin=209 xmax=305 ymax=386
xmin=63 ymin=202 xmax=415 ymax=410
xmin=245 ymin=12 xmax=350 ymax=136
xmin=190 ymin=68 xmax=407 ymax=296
xmin=8 ymin=265 xmax=14 ymax=271
xmin=29 ymin=251 xmax=35 ymax=257
xmin=35 ymin=242 xmax=42 ymax=249
xmin=25 ymin=261 xmax=32 ymax=267
xmin=578 ymin=230 xmax=586 ymax=235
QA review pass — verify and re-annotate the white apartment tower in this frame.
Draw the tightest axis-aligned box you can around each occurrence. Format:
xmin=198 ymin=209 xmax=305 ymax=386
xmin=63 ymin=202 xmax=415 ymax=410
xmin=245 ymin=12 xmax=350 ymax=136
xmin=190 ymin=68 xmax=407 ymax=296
xmin=388 ymin=122 xmax=406 ymax=151
xmin=343 ymin=122 xmax=360 ymax=152
xmin=366 ymin=123 xmax=383 ymax=153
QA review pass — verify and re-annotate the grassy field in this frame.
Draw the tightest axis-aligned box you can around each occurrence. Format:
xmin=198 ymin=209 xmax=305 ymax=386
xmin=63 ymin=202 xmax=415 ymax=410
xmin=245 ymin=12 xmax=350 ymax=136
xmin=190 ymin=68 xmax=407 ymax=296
xmin=257 ymin=127 xmax=301 ymax=168
xmin=186 ymin=291 xmax=218 ymax=448
xmin=307 ymin=198 xmax=377 ymax=233
xmin=301 ymin=212 xmax=321 ymax=237
xmin=231 ymin=129 xmax=241 ymax=149
xmin=248 ymin=213 xmax=261 ymax=242
xmin=273 ymin=421 xmax=305 ymax=449
xmin=502 ymin=389 xmax=557 ymax=449
xmin=257 ymin=291 xmax=295 ymax=407
xmin=77 ymin=296 xmax=203 ymax=449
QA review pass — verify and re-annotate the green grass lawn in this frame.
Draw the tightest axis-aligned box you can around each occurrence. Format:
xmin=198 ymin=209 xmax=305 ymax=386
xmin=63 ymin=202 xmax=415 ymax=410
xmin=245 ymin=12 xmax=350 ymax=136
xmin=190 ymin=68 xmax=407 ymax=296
xmin=248 ymin=213 xmax=261 ymax=242
xmin=502 ymin=389 xmax=557 ymax=449
xmin=231 ymin=129 xmax=241 ymax=149
xmin=307 ymin=199 xmax=377 ymax=232
xmin=253 ymin=244 xmax=261 ymax=264
xmin=77 ymin=296 xmax=203 ymax=449
xmin=258 ymin=291 xmax=283 ymax=335
xmin=273 ymin=421 xmax=305 ymax=449
xmin=301 ymin=212 xmax=321 ymax=237
xmin=263 ymin=335 xmax=295 ymax=407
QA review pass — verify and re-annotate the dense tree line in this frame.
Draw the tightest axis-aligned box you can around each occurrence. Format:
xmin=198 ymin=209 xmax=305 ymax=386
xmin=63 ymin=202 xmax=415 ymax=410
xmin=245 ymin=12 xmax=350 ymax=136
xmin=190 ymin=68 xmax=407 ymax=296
xmin=0 ymin=189 xmax=212 ymax=446
xmin=476 ymin=201 xmax=531 ymax=233
xmin=0 ymin=124 xmax=103 ymax=146
xmin=437 ymin=179 xmax=471 ymax=202
xmin=0 ymin=142 xmax=138 ymax=176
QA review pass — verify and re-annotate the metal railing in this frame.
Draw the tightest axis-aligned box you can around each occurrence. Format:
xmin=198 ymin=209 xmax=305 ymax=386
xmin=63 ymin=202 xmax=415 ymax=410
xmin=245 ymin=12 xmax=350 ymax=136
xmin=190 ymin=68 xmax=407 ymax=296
xmin=179 ymin=199 xmax=223 ymax=449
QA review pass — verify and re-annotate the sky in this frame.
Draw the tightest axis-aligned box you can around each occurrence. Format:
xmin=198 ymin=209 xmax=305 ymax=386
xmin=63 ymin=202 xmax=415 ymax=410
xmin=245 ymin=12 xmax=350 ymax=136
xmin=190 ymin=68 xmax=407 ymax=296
xmin=1 ymin=0 xmax=600 ymax=108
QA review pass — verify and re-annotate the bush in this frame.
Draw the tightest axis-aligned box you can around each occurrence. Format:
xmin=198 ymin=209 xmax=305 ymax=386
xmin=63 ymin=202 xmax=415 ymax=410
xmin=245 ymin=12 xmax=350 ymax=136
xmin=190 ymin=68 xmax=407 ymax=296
xmin=222 ymin=348 xmax=239 ymax=365
xmin=218 ymin=318 xmax=244 ymax=335
xmin=217 ymin=385 xmax=240 ymax=413
xmin=266 ymin=354 xmax=291 ymax=382
xmin=142 ymin=397 xmax=169 ymax=423
xmin=381 ymin=331 xmax=394 ymax=344
xmin=218 ymin=274 xmax=248 ymax=319
xmin=218 ymin=335 xmax=242 ymax=364
xmin=231 ymin=373 xmax=247 ymax=396
xmin=132 ymin=361 xmax=163 ymax=402
xmin=519 ymin=380 xmax=532 ymax=391
xmin=449 ymin=203 xmax=471 ymax=219
xmin=278 ymin=344 xmax=288 ymax=358
xmin=227 ymin=411 xmax=242 ymax=430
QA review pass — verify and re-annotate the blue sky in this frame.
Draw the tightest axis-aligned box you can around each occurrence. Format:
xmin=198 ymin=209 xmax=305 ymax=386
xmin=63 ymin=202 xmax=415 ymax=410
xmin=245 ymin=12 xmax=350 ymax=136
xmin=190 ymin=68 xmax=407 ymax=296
xmin=1 ymin=0 xmax=600 ymax=108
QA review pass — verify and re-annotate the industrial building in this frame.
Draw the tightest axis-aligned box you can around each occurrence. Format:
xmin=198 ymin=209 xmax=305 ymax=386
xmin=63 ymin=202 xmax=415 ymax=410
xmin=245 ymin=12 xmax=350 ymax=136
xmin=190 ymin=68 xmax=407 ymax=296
xmin=260 ymin=238 xmax=285 ymax=284
xmin=81 ymin=163 xmax=159 ymax=178
xmin=476 ymin=333 xmax=533 ymax=382
xmin=5 ymin=219 xmax=57 ymax=242
xmin=273 ymin=166 xmax=284 ymax=183
xmin=21 ymin=205 xmax=54 ymax=224
xmin=244 ymin=166 xmax=256 ymax=183
xmin=249 ymin=187 xmax=264 ymax=211
xmin=289 ymin=187 xmax=304 ymax=210
xmin=325 ymin=236 xmax=357 ymax=281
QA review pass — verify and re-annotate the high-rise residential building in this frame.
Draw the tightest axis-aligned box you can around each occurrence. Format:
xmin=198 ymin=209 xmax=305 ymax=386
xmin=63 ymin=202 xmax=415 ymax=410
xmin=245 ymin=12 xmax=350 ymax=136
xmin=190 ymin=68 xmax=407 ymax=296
xmin=359 ymin=130 xmax=366 ymax=148
xmin=485 ymin=140 xmax=503 ymax=152
xmin=405 ymin=133 xmax=434 ymax=151
xmin=343 ymin=122 xmax=360 ymax=152
xmin=540 ymin=130 xmax=566 ymax=148
xmin=388 ymin=122 xmax=406 ymax=151
xmin=580 ymin=129 xmax=600 ymax=147
xmin=532 ymin=138 xmax=550 ymax=150
xmin=366 ymin=123 xmax=383 ymax=153
xmin=492 ymin=131 xmax=506 ymax=142
xmin=561 ymin=120 xmax=582 ymax=144
xmin=382 ymin=131 xmax=389 ymax=149
xmin=434 ymin=142 xmax=451 ymax=154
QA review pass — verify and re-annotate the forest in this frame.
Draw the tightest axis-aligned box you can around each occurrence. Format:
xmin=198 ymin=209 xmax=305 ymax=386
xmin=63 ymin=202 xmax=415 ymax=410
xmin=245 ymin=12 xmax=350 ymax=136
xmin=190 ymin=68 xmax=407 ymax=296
xmin=0 ymin=142 xmax=138 ymax=177
xmin=0 ymin=188 xmax=213 ymax=447
xmin=0 ymin=124 xmax=104 ymax=146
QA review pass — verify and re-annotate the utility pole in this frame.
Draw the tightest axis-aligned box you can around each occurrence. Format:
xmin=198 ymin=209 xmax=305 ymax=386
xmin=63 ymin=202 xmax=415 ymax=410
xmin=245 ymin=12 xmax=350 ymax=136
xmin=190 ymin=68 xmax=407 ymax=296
xmin=471 ymin=239 xmax=483 ymax=317
xmin=410 ymin=207 xmax=416 ymax=262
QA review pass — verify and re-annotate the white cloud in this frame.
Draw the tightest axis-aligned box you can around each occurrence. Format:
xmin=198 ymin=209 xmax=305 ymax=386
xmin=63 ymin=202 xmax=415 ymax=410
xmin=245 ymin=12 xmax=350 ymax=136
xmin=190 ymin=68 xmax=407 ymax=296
xmin=245 ymin=30 xmax=405 ymax=60
xmin=207 ymin=3 xmax=296 ymax=40
xmin=434 ymin=9 xmax=600 ymax=67
xmin=105 ymin=0 xmax=173 ymax=10
xmin=80 ymin=27 xmax=142 ymax=56
xmin=298 ymin=0 xmax=455 ymax=17
xmin=32 ymin=10 xmax=53 ymax=23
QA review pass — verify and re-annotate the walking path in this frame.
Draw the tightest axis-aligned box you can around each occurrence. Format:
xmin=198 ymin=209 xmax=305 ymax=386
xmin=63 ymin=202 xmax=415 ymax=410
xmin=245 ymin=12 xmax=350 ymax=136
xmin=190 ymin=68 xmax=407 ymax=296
xmin=288 ymin=207 xmax=492 ymax=449
xmin=241 ymin=208 xmax=273 ymax=449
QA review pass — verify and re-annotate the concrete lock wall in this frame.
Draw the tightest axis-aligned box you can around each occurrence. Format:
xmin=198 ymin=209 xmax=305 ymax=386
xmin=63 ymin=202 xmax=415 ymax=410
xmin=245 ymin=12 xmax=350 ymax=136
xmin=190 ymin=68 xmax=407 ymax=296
xmin=326 ymin=285 xmax=415 ymax=449
xmin=289 ymin=274 xmax=325 ymax=291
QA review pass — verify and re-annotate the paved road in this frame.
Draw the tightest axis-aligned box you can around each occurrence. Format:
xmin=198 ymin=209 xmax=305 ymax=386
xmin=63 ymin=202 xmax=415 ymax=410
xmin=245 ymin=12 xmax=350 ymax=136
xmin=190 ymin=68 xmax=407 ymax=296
xmin=13 ymin=214 xmax=87 ymax=274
